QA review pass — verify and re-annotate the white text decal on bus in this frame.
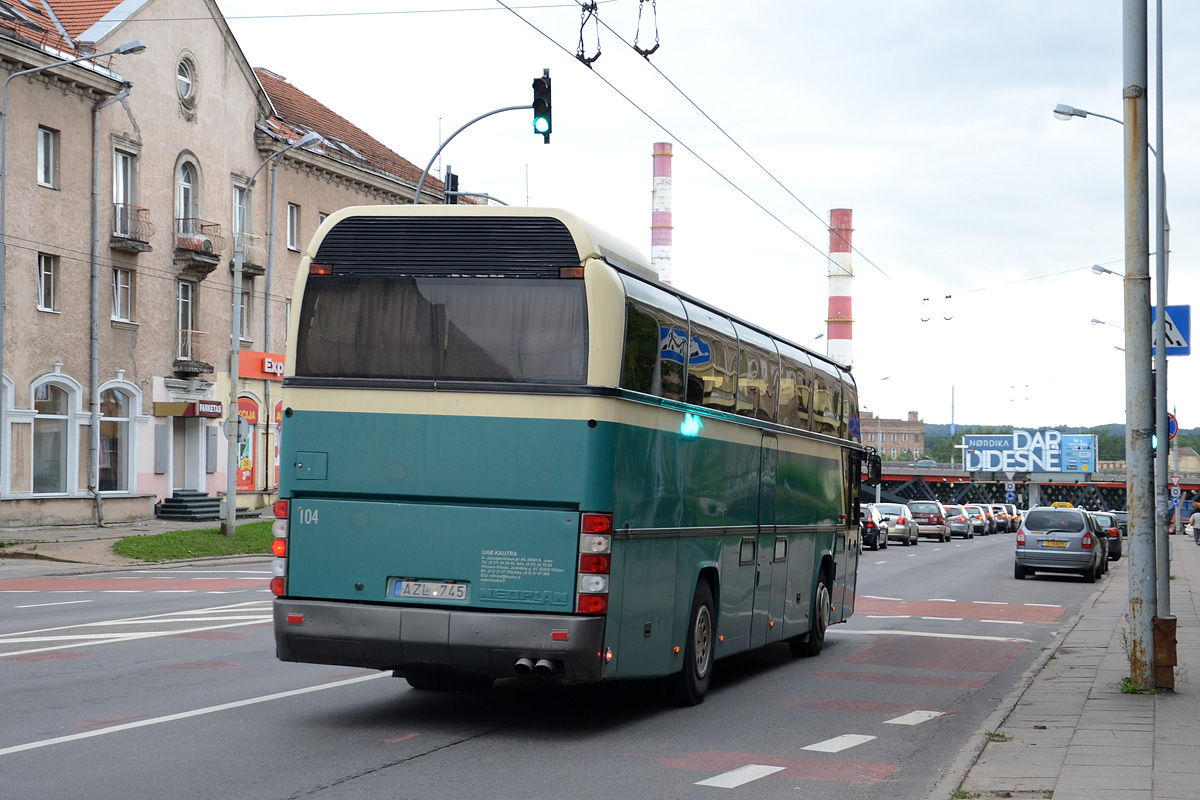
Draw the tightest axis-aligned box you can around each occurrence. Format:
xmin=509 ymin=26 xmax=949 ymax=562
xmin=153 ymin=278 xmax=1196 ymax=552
xmin=479 ymin=551 xmax=565 ymax=583
xmin=293 ymin=506 xmax=318 ymax=525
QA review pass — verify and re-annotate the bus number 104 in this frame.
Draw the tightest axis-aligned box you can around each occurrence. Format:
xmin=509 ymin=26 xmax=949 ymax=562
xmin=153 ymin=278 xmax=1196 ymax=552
xmin=293 ymin=507 xmax=319 ymax=525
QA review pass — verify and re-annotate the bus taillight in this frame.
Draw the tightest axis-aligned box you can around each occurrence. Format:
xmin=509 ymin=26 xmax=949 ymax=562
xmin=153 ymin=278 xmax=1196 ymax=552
xmin=271 ymin=500 xmax=289 ymax=596
xmin=577 ymin=513 xmax=612 ymax=614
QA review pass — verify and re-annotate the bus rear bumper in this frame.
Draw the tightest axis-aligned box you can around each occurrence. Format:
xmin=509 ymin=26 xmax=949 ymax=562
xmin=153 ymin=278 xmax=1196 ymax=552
xmin=274 ymin=599 xmax=607 ymax=683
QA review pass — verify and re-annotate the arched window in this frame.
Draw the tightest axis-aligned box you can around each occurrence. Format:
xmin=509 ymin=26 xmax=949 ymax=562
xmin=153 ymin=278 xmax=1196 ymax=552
xmin=33 ymin=384 xmax=69 ymax=493
xmin=100 ymin=388 xmax=131 ymax=492
xmin=176 ymin=162 xmax=195 ymax=224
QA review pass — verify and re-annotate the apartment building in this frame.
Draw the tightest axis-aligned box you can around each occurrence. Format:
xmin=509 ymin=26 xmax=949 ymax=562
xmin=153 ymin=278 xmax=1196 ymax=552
xmin=0 ymin=0 xmax=446 ymax=525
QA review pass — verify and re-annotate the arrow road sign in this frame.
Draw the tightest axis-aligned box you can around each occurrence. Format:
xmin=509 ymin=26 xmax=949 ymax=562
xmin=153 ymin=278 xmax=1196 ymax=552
xmin=1152 ymin=304 xmax=1191 ymax=356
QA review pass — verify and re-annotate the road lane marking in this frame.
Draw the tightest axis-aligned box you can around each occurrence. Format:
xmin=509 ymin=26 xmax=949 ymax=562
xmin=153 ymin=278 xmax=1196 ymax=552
xmin=865 ymin=615 xmax=911 ymax=619
xmin=972 ymin=601 xmax=1007 ymax=605
xmin=101 ymin=590 xmax=143 ymax=594
xmin=921 ymin=617 xmax=963 ymax=621
xmin=802 ymin=734 xmax=876 ymax=753
xmin=695 ymin=764 xmax=786 ymax=787
xmin=927 ymin=598 xmax=956 ymax=602
xmin=1024 ymin=603 xmax=1063 ymax=608
xmin=0 ymin=620 xmax=271 ymax=656
xmin=861 ymin=596 xmax=903 ymax=601
xmin=884 ymin=710 xmax=947 ymax=726
xmin=0 ymin=672 xmax=388 ymax=756
xmin=14 ymin=600 xmax=93 ymax=609
xmin=982 ymin=619 xmax=1024 ymax=625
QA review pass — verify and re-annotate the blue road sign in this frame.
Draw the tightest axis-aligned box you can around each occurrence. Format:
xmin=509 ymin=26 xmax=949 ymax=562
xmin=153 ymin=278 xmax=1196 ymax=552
xmin=1170 ymin=496 xmax=1181 ymax=509
xmin=1151 ymin=304 xmax=1191 ymax=356
xmin=1005 ymin=491 xmax=1016 ymax=501
xmin=1169 ymin=413 xmax=1178 ymax=440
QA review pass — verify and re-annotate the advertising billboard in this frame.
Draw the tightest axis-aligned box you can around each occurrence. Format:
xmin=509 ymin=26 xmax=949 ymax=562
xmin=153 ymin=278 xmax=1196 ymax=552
xmin=962 ymin=430 xmax=1096 ymax=473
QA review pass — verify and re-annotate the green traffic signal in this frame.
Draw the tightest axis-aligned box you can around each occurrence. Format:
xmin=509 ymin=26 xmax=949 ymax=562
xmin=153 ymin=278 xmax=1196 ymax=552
xmin=1152 ymin=433 xmax=1159 ymax=451
xmin=532 ymin=70 xmax=551 ymax=143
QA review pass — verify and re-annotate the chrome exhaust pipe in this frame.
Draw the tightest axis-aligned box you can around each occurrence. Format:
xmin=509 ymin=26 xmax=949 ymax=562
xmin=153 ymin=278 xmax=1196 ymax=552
xmin=514 ymin=657 xmax=535 ymax=675
xmin=532 ymin=658 xmax=555 ymax=676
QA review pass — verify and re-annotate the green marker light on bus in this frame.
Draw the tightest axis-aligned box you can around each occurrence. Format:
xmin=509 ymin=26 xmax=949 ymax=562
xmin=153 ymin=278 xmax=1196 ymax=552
xmin=681 ymin=413 xmax=703 ymax=437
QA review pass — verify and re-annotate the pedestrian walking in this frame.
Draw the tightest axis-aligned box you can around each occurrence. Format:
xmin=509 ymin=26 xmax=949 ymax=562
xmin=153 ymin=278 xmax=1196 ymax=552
xmin=1190 ymin=505 xmax=1200 ymax=545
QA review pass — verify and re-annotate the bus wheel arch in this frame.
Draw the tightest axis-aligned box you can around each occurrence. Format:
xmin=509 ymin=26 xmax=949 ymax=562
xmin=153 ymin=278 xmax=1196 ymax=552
xmin=667 ymin=575 xmax=716 ymax=706
xmin=789 ymin=559 xmax=832 ymax=658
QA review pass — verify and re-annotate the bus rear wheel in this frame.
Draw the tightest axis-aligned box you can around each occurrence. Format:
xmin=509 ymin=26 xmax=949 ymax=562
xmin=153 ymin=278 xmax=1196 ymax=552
xmin=667 ymin=580 xmax=714 ymax=706
xmin=790 ymin=571 xmax=830 ymax=658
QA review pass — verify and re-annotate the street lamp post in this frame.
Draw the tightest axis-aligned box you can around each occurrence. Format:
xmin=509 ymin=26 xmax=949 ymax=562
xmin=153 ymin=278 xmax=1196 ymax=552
xmin=223 ymin=132 xmax=320 ymax=537
xmin=0 ymin=40 xmax=147 ymax=516
xmin=1056 ymin=94 xmax=1166 ymax=633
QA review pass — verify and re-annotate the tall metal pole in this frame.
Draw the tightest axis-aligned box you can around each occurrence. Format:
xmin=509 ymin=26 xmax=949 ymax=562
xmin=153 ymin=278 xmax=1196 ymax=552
xmin=1123 ymin=0 xmax=1156 ymax=692
xmin=223 ymin=133 xmax=318 ymax=536
xmin=1152 ymin=0 xmax=1170 ymax=620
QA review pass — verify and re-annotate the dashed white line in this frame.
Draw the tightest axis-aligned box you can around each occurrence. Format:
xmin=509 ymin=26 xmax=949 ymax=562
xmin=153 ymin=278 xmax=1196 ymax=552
xmin=972 ymin=601 xmax=1007 ymax=605
xmin=1024 ymin=603 xmax=1063 ymax=608
xmin=803 ymin=734 xmax=876 ymax=753
xmin=927 ymin=598 xmax=957 ymax=602
xmin=695 ymin=765 xmax=786 ymax=788
xmin=835 ymin=630 xmax=1032 ymax=643
xmin=981 ymin=619 xmax=1024 ymax=625
xmin=866 ymin=615 xmax=911 ymax=619
xmin=861 ymin=596 xmax=903 ymax=601
xmin=884 ymin=710 xmax=947 ymax=726
xmin=921 ymin=616 xmax=964 ymax=621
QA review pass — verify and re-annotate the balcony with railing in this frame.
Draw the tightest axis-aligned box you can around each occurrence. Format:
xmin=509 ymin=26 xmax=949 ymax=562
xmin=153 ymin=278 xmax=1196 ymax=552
xmin=233 ymin=232 xmax=267 ymax=275
xmin=174 ymin=329 xmax=214 ymax=375
xmin=174 ymin=218 xmax=225 ymax=278
xmin=111 ymin=203 xmax=155 ymax=252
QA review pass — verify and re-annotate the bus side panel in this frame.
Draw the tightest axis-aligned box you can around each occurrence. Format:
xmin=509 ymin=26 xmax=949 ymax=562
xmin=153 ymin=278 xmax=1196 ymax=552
xmin=611 ymin=537 xmax=678 ymax=677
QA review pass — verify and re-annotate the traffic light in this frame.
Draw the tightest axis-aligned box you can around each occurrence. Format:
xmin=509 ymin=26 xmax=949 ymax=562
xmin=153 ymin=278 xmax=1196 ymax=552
xmin=532 ymin=69 xmax=551 ymax=143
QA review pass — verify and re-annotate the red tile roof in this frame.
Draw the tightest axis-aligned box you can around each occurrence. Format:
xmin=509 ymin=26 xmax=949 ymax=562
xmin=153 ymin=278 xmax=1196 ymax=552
xmin=45 ymin=0 xmax=122 ymax=41
xmin=256 ymin=68 xmax=439 ymax=194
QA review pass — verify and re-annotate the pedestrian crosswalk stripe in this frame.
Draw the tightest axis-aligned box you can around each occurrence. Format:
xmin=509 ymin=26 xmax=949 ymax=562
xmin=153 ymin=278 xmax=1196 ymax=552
xmin=802 ymin=734 xmax=876 ymax=753
xmin=695 ymin=764 xmax=786 ymax=787
xmin=884 ymin=710 xmax=946 ymax=726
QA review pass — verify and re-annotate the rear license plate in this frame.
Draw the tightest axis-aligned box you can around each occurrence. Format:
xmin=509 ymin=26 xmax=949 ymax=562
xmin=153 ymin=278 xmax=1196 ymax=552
xmin=391 ymin=579 xmax=467 ymax=600
xmin=1041 ymin=540 xmax=1068 ymax=548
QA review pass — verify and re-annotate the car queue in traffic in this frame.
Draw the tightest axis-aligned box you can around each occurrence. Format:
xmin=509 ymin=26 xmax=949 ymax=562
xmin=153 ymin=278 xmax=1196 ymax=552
xmin=858 ymin=499 xmax=1129 ymax=585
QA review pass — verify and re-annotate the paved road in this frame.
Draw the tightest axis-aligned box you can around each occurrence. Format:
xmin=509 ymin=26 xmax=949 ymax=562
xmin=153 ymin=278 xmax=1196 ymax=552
xmin=0 ymin=534 xmax=1103 ymax=799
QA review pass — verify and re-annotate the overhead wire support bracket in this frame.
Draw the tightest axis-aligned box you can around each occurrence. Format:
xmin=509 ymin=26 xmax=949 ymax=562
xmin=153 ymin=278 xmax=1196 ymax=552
xmin=576 ymin=1 xmax=601 ymax=66
xmin=634 ymin=0 xmax=660 ymax=58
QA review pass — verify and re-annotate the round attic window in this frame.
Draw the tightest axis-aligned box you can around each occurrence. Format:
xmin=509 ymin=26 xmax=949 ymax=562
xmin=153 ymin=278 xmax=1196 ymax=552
xmin=177 ymin=57 xmax=197 ymax=106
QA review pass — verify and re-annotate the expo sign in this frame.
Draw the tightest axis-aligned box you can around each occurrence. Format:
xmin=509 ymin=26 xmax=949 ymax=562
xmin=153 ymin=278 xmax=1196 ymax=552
xmin=962 ymin=430 xmax=1096 ymax=474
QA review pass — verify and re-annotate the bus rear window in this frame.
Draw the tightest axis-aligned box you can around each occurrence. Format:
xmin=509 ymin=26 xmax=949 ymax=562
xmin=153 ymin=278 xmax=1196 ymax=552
xmin=295 ymin=276 xmax=587 ymax=383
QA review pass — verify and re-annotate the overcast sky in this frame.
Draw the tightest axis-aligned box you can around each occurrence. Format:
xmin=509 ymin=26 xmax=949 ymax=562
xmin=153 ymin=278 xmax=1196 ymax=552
xmin=217 ymin=0 xmax=1200 ymax=431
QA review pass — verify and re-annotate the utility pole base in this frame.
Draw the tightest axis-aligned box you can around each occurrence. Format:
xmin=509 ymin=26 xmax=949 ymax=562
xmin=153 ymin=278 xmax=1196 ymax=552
xmin=1154 ymin=615 xmax=1177 ymax=691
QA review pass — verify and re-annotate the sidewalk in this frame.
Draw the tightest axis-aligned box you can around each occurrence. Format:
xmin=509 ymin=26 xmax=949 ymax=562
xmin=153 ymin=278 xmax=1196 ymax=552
xmin=932 ymin=536 xmax=1200 ymax=799
xmin=0 ymin=516 xmax=265 ymax=569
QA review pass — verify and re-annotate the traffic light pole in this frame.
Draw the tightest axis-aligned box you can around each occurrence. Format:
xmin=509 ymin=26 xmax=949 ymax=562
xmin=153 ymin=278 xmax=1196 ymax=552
xmin=411 ymin=106 xmax=529 ymax=205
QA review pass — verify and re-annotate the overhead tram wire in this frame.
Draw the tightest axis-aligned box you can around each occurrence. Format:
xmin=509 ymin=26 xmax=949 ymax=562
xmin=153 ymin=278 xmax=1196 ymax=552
xmin=576 ymin=0 xmax=891 ymax=281
xmin=494 ymin=1 xmax=855 ymax=278
xmin=104 ymin=2 xmax=623 ymax=24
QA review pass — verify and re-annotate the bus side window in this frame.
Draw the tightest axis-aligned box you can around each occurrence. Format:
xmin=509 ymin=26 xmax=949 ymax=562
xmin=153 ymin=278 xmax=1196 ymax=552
xmin=683 ymin=301 xmax=739 ymax=414
xmin=811 ymin=359 xmax=842 ymax=435
xmin=619 ymin=276 xmax=687 ymax=401
xmin=733 ymin=321 xmax=779 ymax=422
xmin=777 ymin=343 xmax=813 ymax=431
xmin=840 ymin=369 xmax=859 ymax=441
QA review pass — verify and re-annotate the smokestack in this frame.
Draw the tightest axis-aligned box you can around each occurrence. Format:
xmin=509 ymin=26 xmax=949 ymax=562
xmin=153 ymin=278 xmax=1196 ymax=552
xmin=826 ymin=208 xmax=853 ymax=367
xmin=651 ymin=142 xmax=673 ymax=283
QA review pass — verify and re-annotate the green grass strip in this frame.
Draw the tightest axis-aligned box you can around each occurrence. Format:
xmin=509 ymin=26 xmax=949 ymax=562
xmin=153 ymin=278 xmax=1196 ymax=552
xmin=112 ymin=520 xmax=274 ymax=562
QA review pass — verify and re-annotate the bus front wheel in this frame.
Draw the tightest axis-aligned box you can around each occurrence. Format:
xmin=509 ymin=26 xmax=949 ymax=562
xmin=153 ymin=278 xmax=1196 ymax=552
xmin=667 ymin=580 xmax=715 ymax=706
xmin=790 ymin=571 xmax=830 ymax=658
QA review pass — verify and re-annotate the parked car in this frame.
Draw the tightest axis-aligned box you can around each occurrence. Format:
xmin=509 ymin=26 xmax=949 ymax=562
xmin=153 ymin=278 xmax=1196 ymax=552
xmin=963 ymin=504 xmax=990 ymax=536
xmin=943 ymin=504 xmax=975 ymax=539
xmin=914 ymin=459 xmax=938 ymax=467
xmin=873 ymin=502 xmax=920 ymax=546
xmin=1090 ymin=511 xmax=1124 ymax=561
xmin=860 ymin=505 xmax=889 ymax=551
xmin=1110 ymin=510 xmax=1128 ymax=537
xmin=907 ymin=500 xmax=951 ymax=542
xmin=1015 ymin=506 xmax=1108 ymax=582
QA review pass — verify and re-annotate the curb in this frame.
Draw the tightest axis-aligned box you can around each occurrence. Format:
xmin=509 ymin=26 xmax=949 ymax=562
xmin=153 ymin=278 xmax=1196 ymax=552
xmin=923 ymin=573 xmax=1110 ymax=799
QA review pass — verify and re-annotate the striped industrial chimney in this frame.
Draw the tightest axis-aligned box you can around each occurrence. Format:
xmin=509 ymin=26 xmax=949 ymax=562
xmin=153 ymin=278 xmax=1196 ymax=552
xmin=826 ymin=209 xmax=854 ymax=367
xmin=651 ymin=142 xmax=673 ymax=283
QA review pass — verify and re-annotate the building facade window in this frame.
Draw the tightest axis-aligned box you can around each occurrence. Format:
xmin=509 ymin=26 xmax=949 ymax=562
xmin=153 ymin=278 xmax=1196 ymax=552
xmin=903 ymin=433 xmax=909 ymax=443
xmin=33 ymin=383 xmax=70 ymax=493
xmin=37 ymin=254 xmax=56 ymax=311
xmin=176 ymin=162 xmax=196 ymax=223
xmin=99 ymin=388 xmax=131 ymax=492
xmin=113 ymin=150 xmax=136 ymax=236
xmin=176 ymin=281 xmax=195 ymax=359
xmin=240 ymin=279 xmax=252 ymax=341
xmin=287 ymin=203 xmax=299 ymax=249
xmin=232 ymin=184 xmax=249 ymax=238
xmin=177 ymin=56 xmax=197 ymax=104
xmin=317 ymin=211 xmax=327 ymax=225
xmin=37 ymin=126 xmax=58 ymax=187
xmin=112 ymin=268 xmax=134 ymax=321
xmin=890 ymin=447 xmax=897 ymax=459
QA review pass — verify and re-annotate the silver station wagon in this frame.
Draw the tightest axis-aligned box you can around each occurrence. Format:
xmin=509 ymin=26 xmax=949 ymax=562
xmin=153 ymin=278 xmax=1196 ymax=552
xmin=1014 ymin=507 xmax=1107 ymax=582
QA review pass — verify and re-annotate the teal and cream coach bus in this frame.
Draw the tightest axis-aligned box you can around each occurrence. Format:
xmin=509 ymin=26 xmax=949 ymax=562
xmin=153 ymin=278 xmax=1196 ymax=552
xmin=271 ymin=206 xmax=877 ymax=705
